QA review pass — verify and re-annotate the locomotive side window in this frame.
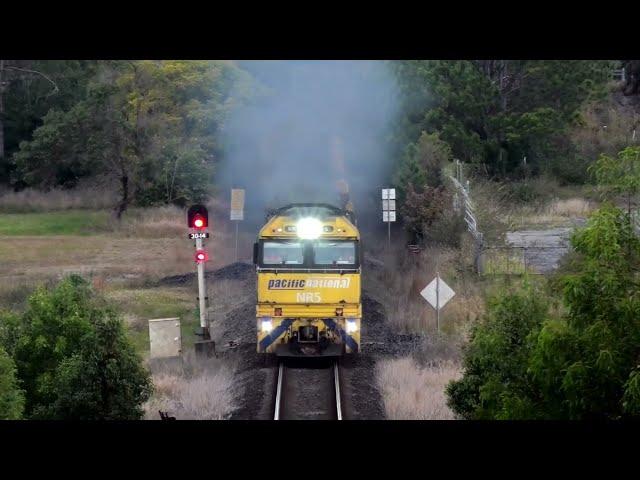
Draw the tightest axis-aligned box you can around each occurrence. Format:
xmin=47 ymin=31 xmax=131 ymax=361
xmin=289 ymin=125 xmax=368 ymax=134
xmin=313 ymin=241 xmax=356 ymax=265
xmin=263 ymin=241 xmax=304 ymax=265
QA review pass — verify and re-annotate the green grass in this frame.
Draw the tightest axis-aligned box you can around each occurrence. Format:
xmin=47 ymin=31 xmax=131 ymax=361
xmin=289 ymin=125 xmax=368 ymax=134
xmin=105 ymin=286 xmax=197 ymax=355
xmin=0 ymin=210 xmax=110 ymax=236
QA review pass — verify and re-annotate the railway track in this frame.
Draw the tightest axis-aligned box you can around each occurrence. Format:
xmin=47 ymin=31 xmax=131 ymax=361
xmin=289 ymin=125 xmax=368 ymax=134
xmin=274 ymin=359 xmax=343 ymax=420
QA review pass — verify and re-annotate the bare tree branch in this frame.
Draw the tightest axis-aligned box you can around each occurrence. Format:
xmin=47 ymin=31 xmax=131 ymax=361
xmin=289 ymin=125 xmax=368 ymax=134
xmin=5 ymin=65 xmax=59 ymax=97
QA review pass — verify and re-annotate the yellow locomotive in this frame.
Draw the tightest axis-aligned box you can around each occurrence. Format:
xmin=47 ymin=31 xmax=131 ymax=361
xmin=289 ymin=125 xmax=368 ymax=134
xmin=252 ymin=204 xmax=361 ymax=357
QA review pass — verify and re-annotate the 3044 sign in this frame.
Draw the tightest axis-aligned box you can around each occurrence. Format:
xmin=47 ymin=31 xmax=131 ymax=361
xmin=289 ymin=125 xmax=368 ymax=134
xmin=188 ymin=232 xmax=209 ymax=239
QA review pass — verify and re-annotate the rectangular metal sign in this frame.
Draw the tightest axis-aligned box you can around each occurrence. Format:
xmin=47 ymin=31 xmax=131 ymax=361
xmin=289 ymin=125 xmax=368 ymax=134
xmin=230 ymin=189 xmax=245 ymax=221
xmin=188 ymin=232 xmax=210 ymax=239
xmin=382 ymin=188 xmax=396 ymax=200
xmin=383 ymin=211 xmax=396 ymax=222
xmin=382 ymin=200 xmax=396 ymax=211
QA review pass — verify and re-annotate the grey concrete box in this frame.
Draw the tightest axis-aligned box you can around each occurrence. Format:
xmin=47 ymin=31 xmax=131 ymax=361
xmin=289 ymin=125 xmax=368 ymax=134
xmin=148 ymin=318 xmax=182 ymax=359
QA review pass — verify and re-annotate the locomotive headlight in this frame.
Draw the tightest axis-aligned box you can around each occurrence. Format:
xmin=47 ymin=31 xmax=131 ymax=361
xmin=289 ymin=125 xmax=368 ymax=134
xmin=346 ymin=319 xmax=358 ymax=333
xmin=261 ymin=319 xmax=273 ymax=333
xmin=296 ymin=217 xmax=322 ymax=239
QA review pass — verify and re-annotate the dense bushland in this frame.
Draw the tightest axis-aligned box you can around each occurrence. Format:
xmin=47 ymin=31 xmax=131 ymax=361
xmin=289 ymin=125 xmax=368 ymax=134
xmin=0 ymin=275 xmax=152 ymax=419
xmin=447 ymin=155 xmax=640 ymax=419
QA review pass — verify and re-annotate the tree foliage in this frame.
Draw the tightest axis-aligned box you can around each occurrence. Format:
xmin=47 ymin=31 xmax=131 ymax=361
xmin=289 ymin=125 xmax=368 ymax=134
xmin=11 ymin=61 xmax=246 ymax=216
xmin=446 ymin=285 xmax=549 ymax=419
xmin=0 ymin=345 xmax=25 ymax=420
xmin=392 ymin=60 xmax=612 ymax=179
xmin=447 ymin=202 xmax=640 ymax=419
xmin=394 ymin=131 xmax=454 ymax=239
xmin=590 ymin=146 xmax=640 ymax=212
xmin=530 ymin=204 xmax=640 ymax=419
xmin=36 ymin=313 xmax=152 ymax=420
xmin=0 ymin=275 xmax=151 ymax=419
xmin=0 ymin=60 xmax=98 ymax=183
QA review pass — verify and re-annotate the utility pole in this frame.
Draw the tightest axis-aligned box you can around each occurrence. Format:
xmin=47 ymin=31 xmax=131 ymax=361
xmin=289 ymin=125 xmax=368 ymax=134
xmin=195 ymin=234 xmax=208 ymax=336
xmin=436 ymin=271 xmax=440 ymax=332
xmin=235 ymin=221 xmax=239 ymax=262
xmin=230 ymin=188 xmax=245 ymax=262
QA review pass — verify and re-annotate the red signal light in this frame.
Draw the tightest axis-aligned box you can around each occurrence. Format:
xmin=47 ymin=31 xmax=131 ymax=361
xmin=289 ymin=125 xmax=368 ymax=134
xmin=195 ymin=249 xmax=208 ymax=263
xmin=187 ymin=205 xmax=209 ymax=230
xmin=193 ymin=214 xmax=206 ymax=229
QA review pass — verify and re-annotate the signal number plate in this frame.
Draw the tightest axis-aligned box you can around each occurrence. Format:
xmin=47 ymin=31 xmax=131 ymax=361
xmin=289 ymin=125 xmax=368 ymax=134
xmin=189 ymin=233 xmax=209 ymax=239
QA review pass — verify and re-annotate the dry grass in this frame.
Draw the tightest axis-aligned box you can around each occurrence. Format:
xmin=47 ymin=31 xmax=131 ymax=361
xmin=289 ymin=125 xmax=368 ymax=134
xmin=546 ymin=197 xmax=594 ymax=217
xmin=0 ymin=276 xmax=59 ymax=311
xmin=509 ymin=197 xmax=595 ymax=228
xmin=571 ymin=98 xmax=640 ymax=165
xmin=469 ymin=175 xmax=597 ymax=232
xmin=115 ymin=206 xmax=185 ymax=238
xmin=144 ymin=357 xmax=237 ymax=420
xmin=0 ymin=236 xmax=195 ymax=281
xmin=376 ymin=356 xmax=461 ymax=420
xmin=0 ymin=186 xmax=118 ymax=213
xmin=365 ymin=243 xmax=484 ymax=334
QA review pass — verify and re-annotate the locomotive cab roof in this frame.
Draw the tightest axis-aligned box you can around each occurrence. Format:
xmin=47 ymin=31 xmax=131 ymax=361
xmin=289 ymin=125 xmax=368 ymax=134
xmin=269 ymin=203 xmax=345 ymax=220
xmin=259 ymin=203 xmax=359 ymax=239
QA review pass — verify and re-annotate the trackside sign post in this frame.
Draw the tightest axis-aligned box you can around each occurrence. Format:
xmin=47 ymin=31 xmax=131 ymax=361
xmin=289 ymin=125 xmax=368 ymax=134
xmin=420 ymin=272 xmax=455 ymax=332
xmin=230 ymin=189 xmax=245 ymax=261
xmin=382 ymin=188 xmax=396 ymax=249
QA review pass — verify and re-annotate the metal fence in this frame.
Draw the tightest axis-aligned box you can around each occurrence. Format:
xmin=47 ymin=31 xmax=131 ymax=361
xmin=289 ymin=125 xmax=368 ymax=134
xmin=478 ymin=245 xmax=571 ymax=275
xmin=450 ymin=160 xmax=485 ymax=273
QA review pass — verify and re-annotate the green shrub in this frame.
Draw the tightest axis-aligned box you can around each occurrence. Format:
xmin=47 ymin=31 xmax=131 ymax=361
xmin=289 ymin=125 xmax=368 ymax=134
xmin=5 ymin=275 xmax=151 ymax=419
xmin=447 ymin=203 xmax=640 ymax=419
xmin=0 ymin=346 xmax=25 ymax=420
xmin=446 ymin=284 xmax=548 ymax=419
xmin=33 ymin=314 xmax=152 ymax=420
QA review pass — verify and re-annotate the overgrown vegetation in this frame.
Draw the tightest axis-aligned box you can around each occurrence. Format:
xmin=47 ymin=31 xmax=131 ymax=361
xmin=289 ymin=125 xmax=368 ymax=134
xmin=0 ymin=275 xmax=152 ymax=419
xmin=388 ymin=60 xmax=630 ymax=245
xmin=447 ymin=199 xmax=640 ymax=419
xmin=0 ymin=345 xmax=24 ymax=419
xmin=392 ymin=60 xmax=613 ymax=179
xmin=2 ymin=61 xmax=253 ymax=218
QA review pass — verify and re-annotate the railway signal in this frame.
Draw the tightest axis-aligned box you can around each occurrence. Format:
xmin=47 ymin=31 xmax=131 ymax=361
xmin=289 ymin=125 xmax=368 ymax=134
xmin=187 ymin=204 xmax=214 ymax=356
xmin=188 ymin=204 xmax=209 ymax=230
xmin=195 ymin=249 xmax=208 ymax=263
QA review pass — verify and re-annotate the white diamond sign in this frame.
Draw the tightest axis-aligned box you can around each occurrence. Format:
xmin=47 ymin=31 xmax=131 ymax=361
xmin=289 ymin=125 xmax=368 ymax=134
xmin=420 ymin=276 xmax=455 ymax=311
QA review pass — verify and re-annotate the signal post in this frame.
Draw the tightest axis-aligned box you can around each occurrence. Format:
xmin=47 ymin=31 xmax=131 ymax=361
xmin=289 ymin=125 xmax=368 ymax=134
xmin=187 ymin=204 xmax=215 ymax=358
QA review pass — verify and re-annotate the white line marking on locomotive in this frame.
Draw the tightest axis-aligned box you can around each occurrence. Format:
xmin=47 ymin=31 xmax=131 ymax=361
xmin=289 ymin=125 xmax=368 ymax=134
xmin=306 ymin=278 xmax=350 ymax=288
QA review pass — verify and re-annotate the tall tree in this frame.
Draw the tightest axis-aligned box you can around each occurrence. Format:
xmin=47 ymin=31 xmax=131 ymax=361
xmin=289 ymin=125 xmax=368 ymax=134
xmin=392 ymin=60 xmax=612 ymax=178
xmin=13 ymin=60 xmax=242 ymax=216
xmin=0 ymin=60 xmax=97 ymax=185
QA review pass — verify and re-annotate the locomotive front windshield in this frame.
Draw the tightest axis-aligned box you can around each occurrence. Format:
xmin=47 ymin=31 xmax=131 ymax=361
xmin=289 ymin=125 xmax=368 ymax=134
xmin=261 ymin=240 xmax=358 ymax=267
xmin=313 ymin=241 xmax=356 ymax=265
xmin=263 ymin=241 xmax=304 ymax=265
